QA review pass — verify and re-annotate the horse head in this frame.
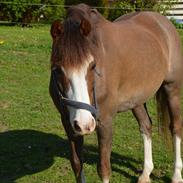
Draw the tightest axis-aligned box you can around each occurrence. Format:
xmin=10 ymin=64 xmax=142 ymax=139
xmin=50 ymin=4 xmax=99 ymax=136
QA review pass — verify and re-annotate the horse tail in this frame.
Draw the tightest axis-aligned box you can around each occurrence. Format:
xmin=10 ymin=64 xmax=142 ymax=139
xmin=156 ymin=86 xmax=171 ymax=143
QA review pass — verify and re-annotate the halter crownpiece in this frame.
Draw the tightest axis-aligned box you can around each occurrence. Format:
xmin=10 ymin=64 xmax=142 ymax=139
xmin=50 ymin=67 xmax=99 ymax=120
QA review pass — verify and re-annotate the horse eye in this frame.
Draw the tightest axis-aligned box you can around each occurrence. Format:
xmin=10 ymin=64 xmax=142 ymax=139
xmin=90 ymin=63 xmax=96 ymax=70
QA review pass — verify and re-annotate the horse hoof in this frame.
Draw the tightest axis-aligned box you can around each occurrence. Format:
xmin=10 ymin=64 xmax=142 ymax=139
xmin=137 ymin=175 xmax=151 ymax=183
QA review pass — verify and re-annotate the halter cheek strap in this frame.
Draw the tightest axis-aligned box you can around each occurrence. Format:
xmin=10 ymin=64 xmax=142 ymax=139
xmin=50 ymin=68 xmax=99 ymax=120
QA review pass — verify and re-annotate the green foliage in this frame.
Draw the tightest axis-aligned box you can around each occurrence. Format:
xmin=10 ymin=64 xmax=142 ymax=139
xmin=65 ymin=0 xmax=159 ymax=20
xmin=0 ymin=0 xmax=175 ymax=23
xmin=107 ymin=0 xmax=174 ymax=21
xmin=0 ymin=0 xmax=65 ymax=24
xmin=65 ymin=0 xmax=101 ymax=6
xmin=170 ymin=18 xmax=183 ymax=29
xmin=107 ymin=0 xmax=158 ymax=21
xmin=108 ymin=1 xmax=135 ymax=21
xmin=135 ymin=0 xmax=157 ymax=9
xmin=153 ymin=0 xmax=174 ymax=15
xmin=65 ymin=0 xmax=109 ymax=17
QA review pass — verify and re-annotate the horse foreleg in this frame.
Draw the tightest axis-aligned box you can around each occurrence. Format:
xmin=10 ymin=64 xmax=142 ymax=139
xmin=97 ymin=119 xmax=112 ymax=183
xmin=172 ymin=135 xmax=183 ymax=183
xmin=60 ymin=117 xmax=85 ymax=183
xmin=132 ymin=104 xmax=153 ymax=183
xmin=164 ymin=83 xmax=183 ymax=183
xmin=69 ymin=136 xmax=86 ymax=183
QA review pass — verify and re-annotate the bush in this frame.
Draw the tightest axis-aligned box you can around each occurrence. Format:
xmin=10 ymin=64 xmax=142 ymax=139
xmin=107 ymin=0 xmax=174 ymax=21
xmin=107 ymin=1 xmax=135 ymax=21
xmin=170 ymin=18 xmax=183 ymax=29
xmin=0 ymin=0 xmax=65 ymax=24
xmin=0 ymin=0 xmax=175 ymax=24
xmin=65 ymin=0 xmax=108 ymax=17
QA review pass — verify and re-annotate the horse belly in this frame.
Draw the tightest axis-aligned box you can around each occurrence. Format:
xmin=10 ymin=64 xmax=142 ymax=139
xmin=115 ymin=35 xmax=167 ymax=111
xmin=117 ymin=91 xmax=154 ymax=112
xmin=117 ymin=74 xmax=164 ymax=112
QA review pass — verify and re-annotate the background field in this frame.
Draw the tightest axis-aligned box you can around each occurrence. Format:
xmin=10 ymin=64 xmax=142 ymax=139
xmin=0 ymin=25 xmax=183 ymax=183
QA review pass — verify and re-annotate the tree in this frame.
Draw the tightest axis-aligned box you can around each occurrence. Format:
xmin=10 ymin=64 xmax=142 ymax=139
xmin=0 ymin=0 xmax=65 ymax=24
xmin=64 ymin=0 xmax=109 ymax=17
xmin=107 ymin=0 xmax=174 ymax=20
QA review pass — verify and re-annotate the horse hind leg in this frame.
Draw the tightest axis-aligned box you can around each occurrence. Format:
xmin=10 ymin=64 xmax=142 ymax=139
xmin=132 ymin=104 xmax=154 ymax=183
xmin=163 ymin=82 xmax=183 ymax=183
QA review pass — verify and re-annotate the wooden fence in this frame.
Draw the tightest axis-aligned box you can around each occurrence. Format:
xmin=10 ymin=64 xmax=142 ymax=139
xmin=166 ymin=0 xmax=183 ymax=20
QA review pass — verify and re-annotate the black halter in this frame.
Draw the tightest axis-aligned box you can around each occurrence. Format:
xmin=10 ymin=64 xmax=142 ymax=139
xmin=50 ymin=67 xmax=99 ymax=119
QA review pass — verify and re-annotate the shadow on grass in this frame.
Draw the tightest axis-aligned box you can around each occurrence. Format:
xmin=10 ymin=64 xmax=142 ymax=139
xmin=0 ymin=130 xmax=170 ymax=183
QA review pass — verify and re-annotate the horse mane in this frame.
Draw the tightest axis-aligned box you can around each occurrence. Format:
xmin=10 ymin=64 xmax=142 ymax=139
xmin=53 ymin=5 xmax=99 ymax=68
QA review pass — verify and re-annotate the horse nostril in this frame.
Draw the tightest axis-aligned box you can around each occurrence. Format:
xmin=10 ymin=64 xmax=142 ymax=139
xmin=89 ymin=119 xmax=96 ymax=131
xmin=73 ymin=120 xmax=82 ymax=132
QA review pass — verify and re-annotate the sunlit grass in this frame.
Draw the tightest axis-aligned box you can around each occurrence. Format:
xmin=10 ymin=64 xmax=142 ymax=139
xmin=0 ymin=25 xmax=183 ymax=183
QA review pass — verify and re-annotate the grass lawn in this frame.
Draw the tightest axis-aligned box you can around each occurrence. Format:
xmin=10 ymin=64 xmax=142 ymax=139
xmin=0 ymin=25 xmax=183 ymax=183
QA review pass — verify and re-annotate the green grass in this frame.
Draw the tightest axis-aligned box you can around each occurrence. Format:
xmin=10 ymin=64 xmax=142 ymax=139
xmin=0 ymin=26 xmax=183 ymax=183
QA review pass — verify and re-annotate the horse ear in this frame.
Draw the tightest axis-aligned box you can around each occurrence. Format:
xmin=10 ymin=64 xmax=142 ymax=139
xmin=50 ymin=20 xmax=63 ymax=39
xmin=90 ymin=8 xmax=99 ymax=24
xmin=80 ymin=18 xmax=91 ymax=36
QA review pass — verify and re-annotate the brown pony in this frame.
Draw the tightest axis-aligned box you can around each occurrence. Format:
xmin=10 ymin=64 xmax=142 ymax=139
xmin=49 ymin=3 xmax=183 ymax=183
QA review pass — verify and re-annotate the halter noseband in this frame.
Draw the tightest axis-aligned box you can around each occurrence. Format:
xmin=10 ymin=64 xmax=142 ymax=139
xmin=50 ymin=67 xmax=99 ymax=120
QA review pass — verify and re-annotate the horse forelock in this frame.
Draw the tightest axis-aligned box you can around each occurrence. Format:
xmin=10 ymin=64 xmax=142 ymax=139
xmin=51 ymin=5 xmax=99 ymax=70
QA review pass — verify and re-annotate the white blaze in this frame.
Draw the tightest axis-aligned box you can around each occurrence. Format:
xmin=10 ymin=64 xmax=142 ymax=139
xmin=63 ymin=55 xmax=95 ymax=129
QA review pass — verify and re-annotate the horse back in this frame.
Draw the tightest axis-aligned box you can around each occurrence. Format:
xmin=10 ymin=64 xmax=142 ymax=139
xmin=97 ymin=11 xmax=183 ymax=112
xmin=114 ymin=11 xmax=183 ymax=83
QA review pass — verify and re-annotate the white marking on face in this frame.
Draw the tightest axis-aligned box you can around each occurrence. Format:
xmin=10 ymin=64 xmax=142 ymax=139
xmin=63 ymin=55 xmax=96 ymax=134
xmin=172 ymin=135 xmax=183 ymax=182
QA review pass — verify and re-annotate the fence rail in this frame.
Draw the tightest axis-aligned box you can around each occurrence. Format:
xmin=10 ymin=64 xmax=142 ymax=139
xmin=166 ymin=0 xmax=183 ymax=20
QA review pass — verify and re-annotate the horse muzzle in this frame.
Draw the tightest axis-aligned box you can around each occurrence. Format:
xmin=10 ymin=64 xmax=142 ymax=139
xmin=72 ymin=110 xmax=96 ymax=135
xmin=50 ymin=68 xmax=99 ymax=136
